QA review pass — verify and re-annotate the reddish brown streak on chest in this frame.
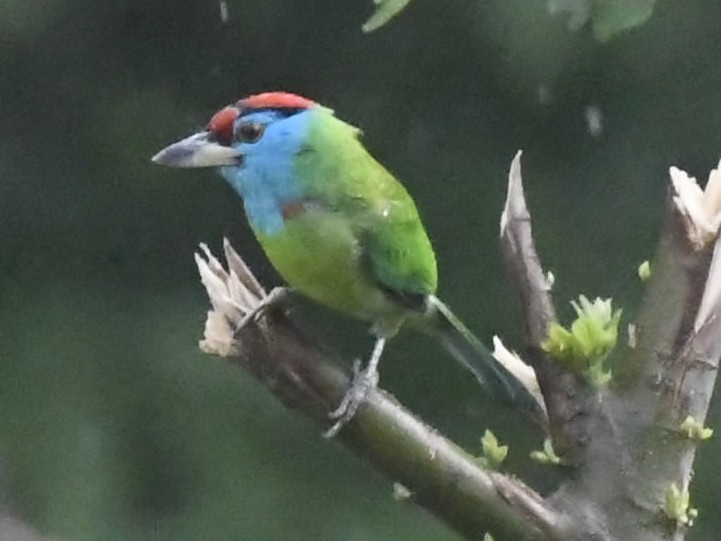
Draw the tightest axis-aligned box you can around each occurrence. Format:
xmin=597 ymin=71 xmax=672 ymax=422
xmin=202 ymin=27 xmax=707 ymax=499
xmin=281 ymin=200 xmax=309 ymax=221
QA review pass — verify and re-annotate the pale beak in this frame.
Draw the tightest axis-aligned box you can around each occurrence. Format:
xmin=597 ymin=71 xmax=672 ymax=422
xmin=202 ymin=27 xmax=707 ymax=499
xmin=152 ymin=131 xmax=241 ymax=168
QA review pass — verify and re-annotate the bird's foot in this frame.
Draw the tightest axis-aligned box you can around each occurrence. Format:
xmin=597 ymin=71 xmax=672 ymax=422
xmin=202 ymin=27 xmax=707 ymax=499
xmin=323 ymin=336 xmax=386 ymax=438
xmin=235 ymin=286 xmax=291 ymax=333
xmin=324 ymin=360 xmax=379 ymax=438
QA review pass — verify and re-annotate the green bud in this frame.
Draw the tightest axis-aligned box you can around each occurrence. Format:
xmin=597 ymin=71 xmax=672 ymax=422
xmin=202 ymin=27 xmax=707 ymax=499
xmin=638 ymin=260 xmax=652 ymax=281
xmin=664 ymin=483 xmax=697 ymax=526
xmin=679 ymin=416 xmax=714 ymax=440
xmin=541 ymin=295 xmax=621 ymax=386
xmin=392 ymin=482 xmax=412 ymax=501
xmin=530 ymin=438 xmax=562 ymax=466
xmin=478 ymin=429 xmax=508 ymax=469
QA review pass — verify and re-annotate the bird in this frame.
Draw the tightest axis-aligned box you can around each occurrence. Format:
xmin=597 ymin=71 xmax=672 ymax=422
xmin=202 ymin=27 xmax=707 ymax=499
xmin=152 ymin=92 xmax=536 ymax=436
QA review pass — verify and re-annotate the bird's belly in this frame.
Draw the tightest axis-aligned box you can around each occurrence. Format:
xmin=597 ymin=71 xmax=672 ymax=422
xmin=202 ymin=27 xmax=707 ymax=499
xmin=255 ymin=213 xmax=399 ymax=325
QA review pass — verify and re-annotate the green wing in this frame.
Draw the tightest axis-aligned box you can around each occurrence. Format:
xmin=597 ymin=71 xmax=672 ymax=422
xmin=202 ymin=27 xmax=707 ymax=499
xmin=295 ymin=107 xmax=438 ymax=309
xmin=360 ymin=197 xmax=437 ymax=311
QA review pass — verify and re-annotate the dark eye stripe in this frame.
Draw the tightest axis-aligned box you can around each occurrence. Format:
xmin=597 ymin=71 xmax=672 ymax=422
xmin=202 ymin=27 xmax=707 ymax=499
xmin=238 ymin=107 xmax=305 ymax=119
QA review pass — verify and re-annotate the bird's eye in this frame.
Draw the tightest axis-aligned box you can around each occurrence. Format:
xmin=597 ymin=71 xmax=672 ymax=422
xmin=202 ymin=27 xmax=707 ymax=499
xmin=236 ymin=122 xmax=265 ymax=143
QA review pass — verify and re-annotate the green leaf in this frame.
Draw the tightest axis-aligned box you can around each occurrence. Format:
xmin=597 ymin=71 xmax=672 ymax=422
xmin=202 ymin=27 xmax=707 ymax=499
xmin=362 ymin=0 xmax=413 ymax=33
xmin=592 ymin=0 xmax=657 ymax=42
xmin=548 ymin=0 xmax=658 ymax=42
xmin=548 ymin=0 xmax=593 ymax=31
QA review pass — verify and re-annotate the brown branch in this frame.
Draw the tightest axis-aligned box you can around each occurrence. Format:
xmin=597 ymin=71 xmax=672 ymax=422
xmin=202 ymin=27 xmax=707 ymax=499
xmin=195 ymin=242 xmax=563 ymax=541
xmin=612 ymin=170 xmax=721 ymax=540
xmin=498 ymin=155 xmax=721 ymax=541
xmin=617 ymin=192 xmax=713 ymax=390
xmin=500 ymin=151 xmax=596 ymax=461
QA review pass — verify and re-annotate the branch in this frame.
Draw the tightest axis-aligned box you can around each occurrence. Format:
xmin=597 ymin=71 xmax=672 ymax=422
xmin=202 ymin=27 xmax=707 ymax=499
xmin=499 ymin=151 xmax=596 ymax=460
xmin=545 ymin=161 xmax=721 ymax=541
xmin=615 ymin=163 xmax=721 ymax=537
xmin=619 ymin=165 xmax=721 ymax=416
xmin=190 ymin=156 xmax=721 ymax=541
xmin=194 ymin=241 xmax=563 ymax=541
xmin=497 ymin=154 xmax=721 ymax=540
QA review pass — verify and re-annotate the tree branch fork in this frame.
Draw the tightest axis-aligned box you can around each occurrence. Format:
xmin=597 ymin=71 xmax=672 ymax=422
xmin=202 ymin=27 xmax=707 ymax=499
xmin=193 ymin=153 xmax=721 ymax=541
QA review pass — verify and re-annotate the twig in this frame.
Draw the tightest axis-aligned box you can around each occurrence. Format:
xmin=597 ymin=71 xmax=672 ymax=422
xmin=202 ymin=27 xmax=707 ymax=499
xmin=499 ymin=151 xmax=595 ymax=459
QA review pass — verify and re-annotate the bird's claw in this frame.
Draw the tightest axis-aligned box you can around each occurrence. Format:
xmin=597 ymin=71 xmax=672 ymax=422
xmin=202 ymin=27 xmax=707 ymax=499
xmin=323 ymin=360 xmax=379 ymax=439
xmin=235 ymin=286 xmax=291 ymax=333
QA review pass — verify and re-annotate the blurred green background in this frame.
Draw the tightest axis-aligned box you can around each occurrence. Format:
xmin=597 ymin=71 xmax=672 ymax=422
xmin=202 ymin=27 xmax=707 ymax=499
xmin=2 ymin=0 xmax=721 ymax=539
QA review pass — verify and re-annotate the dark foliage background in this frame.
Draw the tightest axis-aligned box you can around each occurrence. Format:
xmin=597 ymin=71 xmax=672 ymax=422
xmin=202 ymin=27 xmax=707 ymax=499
xmin=2 ymin=1 xmax=721 ymax=539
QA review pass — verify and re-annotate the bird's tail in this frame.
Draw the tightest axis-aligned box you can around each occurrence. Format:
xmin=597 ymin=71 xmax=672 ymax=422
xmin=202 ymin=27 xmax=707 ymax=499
xmin=422 ymin=295 xmax=541 ymax=415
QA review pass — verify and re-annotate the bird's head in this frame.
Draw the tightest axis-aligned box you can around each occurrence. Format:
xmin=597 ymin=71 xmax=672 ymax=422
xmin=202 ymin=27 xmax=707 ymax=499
xmin=152 ymin=92 xmax=319 ymax=172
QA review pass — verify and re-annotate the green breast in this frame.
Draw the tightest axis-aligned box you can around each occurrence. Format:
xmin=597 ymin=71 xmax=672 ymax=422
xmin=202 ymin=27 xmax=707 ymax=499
xmin=255 ymin=210 xmax=404 ymax=326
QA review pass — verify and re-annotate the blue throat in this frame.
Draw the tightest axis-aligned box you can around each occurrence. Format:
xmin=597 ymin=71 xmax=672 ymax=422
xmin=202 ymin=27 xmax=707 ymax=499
xmin=218 ymin=108 xmax=314 ymax=236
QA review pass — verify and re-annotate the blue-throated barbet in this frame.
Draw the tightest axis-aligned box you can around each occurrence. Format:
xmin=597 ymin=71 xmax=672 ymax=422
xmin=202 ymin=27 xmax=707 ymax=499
xmin=153 ymin=92 xmax=534 ymax=435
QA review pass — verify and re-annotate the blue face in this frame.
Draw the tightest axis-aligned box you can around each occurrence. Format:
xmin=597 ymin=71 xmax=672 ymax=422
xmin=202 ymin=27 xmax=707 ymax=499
xmin=218 ymin=108 xmax=315 ymax=236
